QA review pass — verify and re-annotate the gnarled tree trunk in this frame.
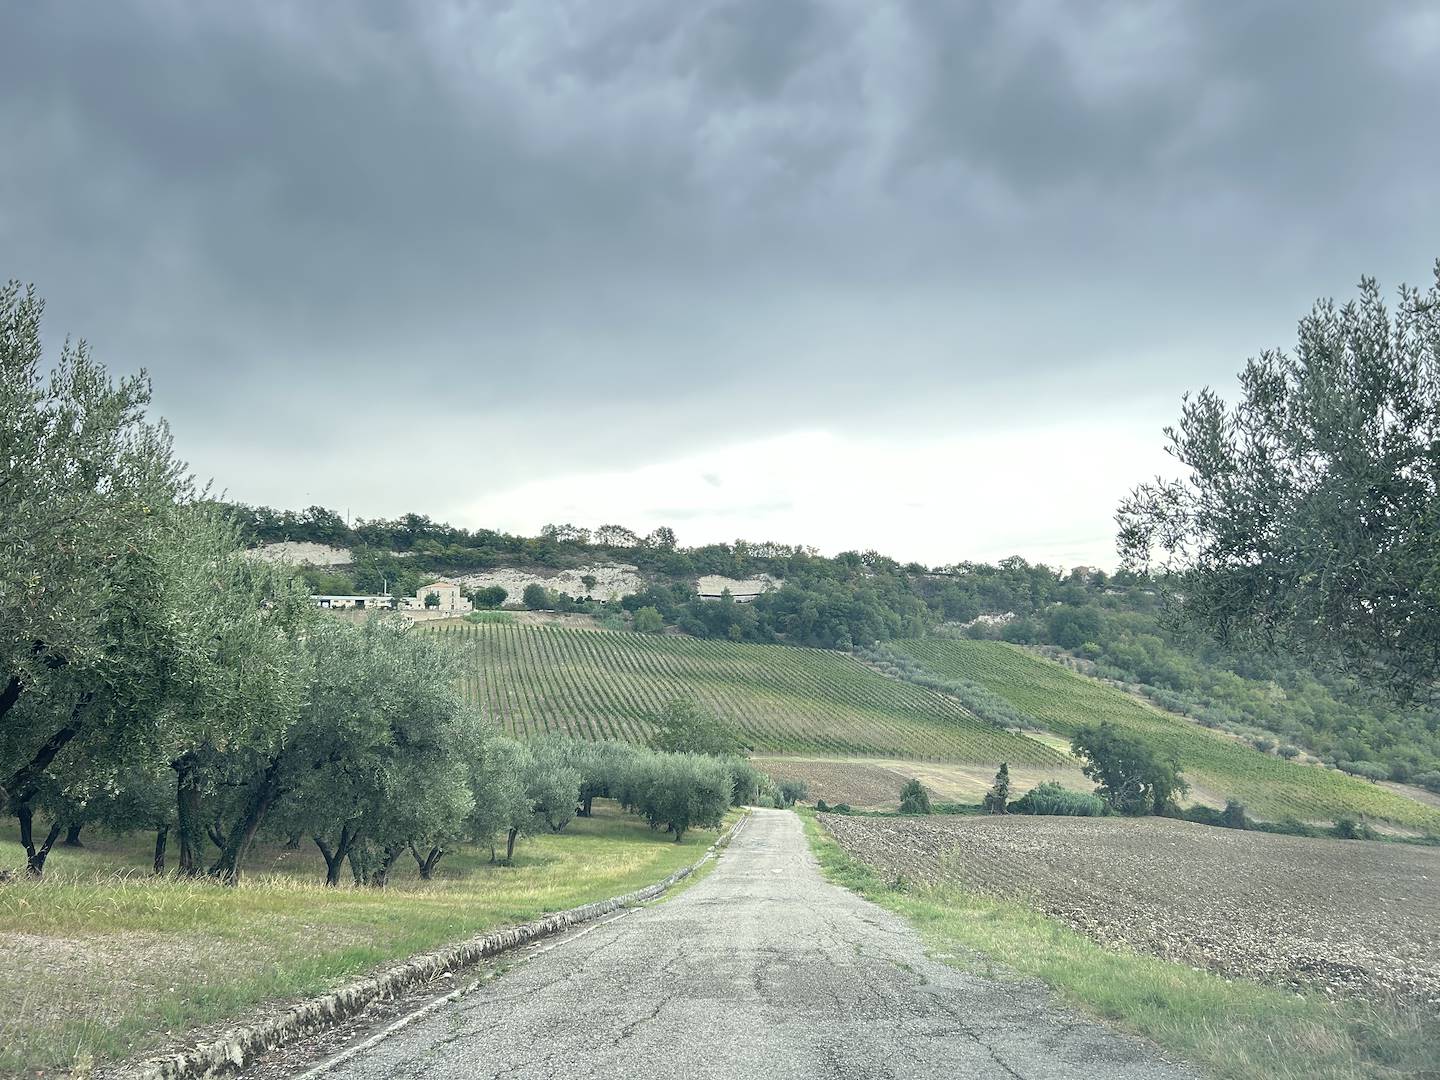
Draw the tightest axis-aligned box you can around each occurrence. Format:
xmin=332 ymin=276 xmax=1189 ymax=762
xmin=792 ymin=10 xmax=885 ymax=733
xmin=173 ymin=757 xmax=204 ymax=876
xmin=17 ymin=804 xmax=63 ymax=878
xmin=409 ymin=842 xmax=445 ymax=880
xmin=315 ymin=822 xmax=359 ymax=887
xmin=210 ymin=758 xmax=283 ymax=884
xmin=62 ymin=822 xmax=84 ymax=847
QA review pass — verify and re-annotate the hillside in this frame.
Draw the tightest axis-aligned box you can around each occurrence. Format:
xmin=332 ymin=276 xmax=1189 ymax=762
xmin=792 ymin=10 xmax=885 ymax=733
xmin=893 ymin=639 xmax=1440 ymax=831
xmin=442 ymin=622 xmax=1065 ymax=765
xmin=232 ymin=501 xmax=1440 ymax=790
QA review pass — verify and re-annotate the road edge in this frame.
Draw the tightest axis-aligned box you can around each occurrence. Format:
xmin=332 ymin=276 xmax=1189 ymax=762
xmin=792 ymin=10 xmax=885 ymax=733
xmin=120 ymin=811 xmax=750 ymax=1080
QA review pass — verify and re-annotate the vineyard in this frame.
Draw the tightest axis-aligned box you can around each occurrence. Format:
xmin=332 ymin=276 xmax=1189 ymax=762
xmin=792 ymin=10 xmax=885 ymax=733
xmin=437 ymin=623 xmax=1065 ymax=765
xmin=892 ymin=640 xmax=1440 ymax=831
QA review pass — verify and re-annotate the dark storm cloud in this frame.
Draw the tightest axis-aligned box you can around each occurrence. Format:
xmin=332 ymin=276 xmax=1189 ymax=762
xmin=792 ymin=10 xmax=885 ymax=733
xmin=2 ymin=0 xmax=1438 ymax=523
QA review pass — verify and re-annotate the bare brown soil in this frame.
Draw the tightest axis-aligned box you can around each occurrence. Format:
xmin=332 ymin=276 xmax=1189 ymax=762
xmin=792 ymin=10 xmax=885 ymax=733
xmin=757 ymin=756 xmax=1090 ymax=809
xmin=821 ymin=813 xmax=1440 ymax=1006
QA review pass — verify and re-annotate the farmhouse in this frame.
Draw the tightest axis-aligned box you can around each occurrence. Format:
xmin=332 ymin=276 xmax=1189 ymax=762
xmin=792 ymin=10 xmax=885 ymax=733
xmin=311 ymin=593 xmax=395 ymax=610
xmin=401 ymin=580 xmax=472 ymax=614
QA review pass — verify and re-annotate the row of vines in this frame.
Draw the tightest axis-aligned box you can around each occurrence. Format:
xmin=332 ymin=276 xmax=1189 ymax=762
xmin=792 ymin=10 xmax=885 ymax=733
xmin=432 ymin=623 xmax=1064 ymax=765
xmin=893 ymin=639 xmax=1440 ymax=829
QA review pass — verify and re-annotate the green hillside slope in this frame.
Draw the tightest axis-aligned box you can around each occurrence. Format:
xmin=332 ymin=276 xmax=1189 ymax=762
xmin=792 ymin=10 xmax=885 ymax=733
xmin=893 ymin=639 xmax=1440 ymax=831
xmin=443 ymin=623 xmax=1064 ymax=765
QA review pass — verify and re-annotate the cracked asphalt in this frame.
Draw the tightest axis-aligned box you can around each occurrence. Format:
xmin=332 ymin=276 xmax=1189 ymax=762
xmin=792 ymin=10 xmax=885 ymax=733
xmin=315 ymin=809 xmax=1199 ymax=1080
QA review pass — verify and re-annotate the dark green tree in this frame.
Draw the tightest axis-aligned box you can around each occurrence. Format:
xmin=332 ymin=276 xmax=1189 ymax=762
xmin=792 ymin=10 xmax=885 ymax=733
xmin=899 ymin=778 xmax=931 ymax=814
xmin=472 ymin=586 xmax=507 ymax=608
xmin=982 ymin=763 xmax=1010 ymax=813
xmin=1118 ymin=265 xmax=1440 ymax=702
xmin=649 ymin=697 xmax=743 ymax=757
xmin=1071 ymin=722 xmax=1187 ymax=815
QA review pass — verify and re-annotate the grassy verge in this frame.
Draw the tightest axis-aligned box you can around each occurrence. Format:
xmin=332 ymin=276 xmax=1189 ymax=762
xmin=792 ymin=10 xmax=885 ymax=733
xmin=0 ymin=803 xmax=732 ymax=1077
xmin=800 ymin=810 xmax=1438 ymax=1080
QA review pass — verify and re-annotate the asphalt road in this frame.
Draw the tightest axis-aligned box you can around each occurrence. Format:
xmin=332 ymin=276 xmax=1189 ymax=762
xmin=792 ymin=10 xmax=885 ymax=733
xmin=316 ymin=809 xmax=1198 ymax=1080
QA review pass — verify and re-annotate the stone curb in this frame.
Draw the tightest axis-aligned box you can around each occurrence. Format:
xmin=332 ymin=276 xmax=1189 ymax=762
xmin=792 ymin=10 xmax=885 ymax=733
xmin=122 ymin=812 xmax=751 ymax=1080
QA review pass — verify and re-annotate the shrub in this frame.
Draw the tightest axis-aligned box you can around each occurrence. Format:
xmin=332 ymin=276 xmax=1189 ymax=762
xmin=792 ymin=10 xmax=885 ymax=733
xmin=522 ymin=583 xmax=551 ymax=610
xmin=1277 ymin=744 xmax=1301 ymax=759
xmin=1333 ymin=815 xmax=1376 ymax=840
xmin=815 ymin=798 xmax=830 ymax=812
xmin=1415 ymin=770 xmax=1440 ymax=794
xmin=632 ymin=605 xmax=665 ymax=633
xmin=774 ymin=779 xmax=808 ymax=807
xmin=1251 ymin=736 xmax=1276 ymax=753
xmin=899 ymin=779 xmax=932 ymax=815
xmin=1011 ymin=781 xmax=1106 ymax=817
xmin=1221 ymin=799 xmax=1249 ymax=829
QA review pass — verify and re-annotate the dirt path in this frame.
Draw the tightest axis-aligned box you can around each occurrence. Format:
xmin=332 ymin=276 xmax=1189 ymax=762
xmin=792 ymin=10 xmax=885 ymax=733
xmin=295 ymin=810 xmax=1196 ymax=1080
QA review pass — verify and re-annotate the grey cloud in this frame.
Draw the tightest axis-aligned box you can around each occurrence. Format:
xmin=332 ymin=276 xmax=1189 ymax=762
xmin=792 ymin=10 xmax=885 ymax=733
xmin=2 ymin=0 xmax=1437 ymax=529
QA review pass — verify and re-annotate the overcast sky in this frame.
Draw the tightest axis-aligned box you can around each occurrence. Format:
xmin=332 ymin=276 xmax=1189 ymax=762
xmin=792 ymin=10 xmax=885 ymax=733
xmin=5 ymin=2 xmax=1438 ymax=568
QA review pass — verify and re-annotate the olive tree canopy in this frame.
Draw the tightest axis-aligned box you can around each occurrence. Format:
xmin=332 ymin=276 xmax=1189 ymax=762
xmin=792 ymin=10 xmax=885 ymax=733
xmin=1118 ymin=265 xmax=1440 ymax=703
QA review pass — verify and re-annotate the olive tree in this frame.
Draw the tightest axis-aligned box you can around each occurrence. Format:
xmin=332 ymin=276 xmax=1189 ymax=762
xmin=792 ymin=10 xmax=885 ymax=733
xmin=2 ymin=285 xmax=307 ymax=876
xmin=1118 ymin=266 xmax=1440 ymax=702
xmin=1 ymin=283 xmax=187 ymax=802
xmin=231 ymin=616 xmax=475 ymax=887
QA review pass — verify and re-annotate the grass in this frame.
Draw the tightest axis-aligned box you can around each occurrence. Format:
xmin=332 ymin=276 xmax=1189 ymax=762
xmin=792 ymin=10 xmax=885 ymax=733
xmin=0 ymin=803 xmax=732 ymax=1077
xmin=436 ymin=622 xmax=1063 ymax=765
xmin=801 ymin=810 xmax=1439 ymax=1080
xmin=893 ymin=639 xmax=1440 ymax=832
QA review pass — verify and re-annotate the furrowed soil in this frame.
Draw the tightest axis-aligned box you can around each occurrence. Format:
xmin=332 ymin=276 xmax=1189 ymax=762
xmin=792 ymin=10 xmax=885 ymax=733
xmin=820 ymin=813 xmax=1440 ymax=1007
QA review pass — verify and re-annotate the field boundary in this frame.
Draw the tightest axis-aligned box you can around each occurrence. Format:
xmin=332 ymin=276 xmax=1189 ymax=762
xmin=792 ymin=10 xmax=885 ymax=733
xmin=119 ymin=812 xmax=750 ymax=1080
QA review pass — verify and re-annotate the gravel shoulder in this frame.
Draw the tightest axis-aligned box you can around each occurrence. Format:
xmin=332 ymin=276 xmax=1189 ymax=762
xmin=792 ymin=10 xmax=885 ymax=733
xmin=302 ymin=810 xmax=1197 ymax=1080
xmin=821 ymin=813 xmax=1440 ymax=1006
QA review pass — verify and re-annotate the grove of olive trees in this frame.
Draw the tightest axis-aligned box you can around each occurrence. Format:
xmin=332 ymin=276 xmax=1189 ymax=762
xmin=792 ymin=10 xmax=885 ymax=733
xmin=1 ymin=281 xmax=755 ymax=884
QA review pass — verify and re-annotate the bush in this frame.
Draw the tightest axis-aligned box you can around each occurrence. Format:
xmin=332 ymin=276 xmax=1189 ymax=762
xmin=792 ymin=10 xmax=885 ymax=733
xmin=632 ymin=605 xmax=665 ymax=633
xmin=815 ymin=799 xmax=830 ymax=812
xmin=1251 ymin=736 xmax=1275 ymax=753
xmin=522 ymin=583 xmax=551 ymax=610
xmin=775 ymin=779 xmax=808 ymax=807
xmin=1415 ymin=770 xmax=1440 ymax=794
xmin=898 ymin=778 xmax=931 ymax=815
xmin=1221 ymin=799 xmax=1249 ymax=829
xmin=1332 ymin=815 xmax=1376 ymax=840
xmin=1010 ymin=781 xmax=1105 ymax=817
xmin=1277 ymin=744 xmax=1301 ymax=759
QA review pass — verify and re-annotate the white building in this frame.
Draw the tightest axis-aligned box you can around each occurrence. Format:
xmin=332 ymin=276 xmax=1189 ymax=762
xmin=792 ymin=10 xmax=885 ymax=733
xmin=312 ymin=594 xmax=396 ymax=610
xmin=400 ymin=580 xmax=472 ymax=614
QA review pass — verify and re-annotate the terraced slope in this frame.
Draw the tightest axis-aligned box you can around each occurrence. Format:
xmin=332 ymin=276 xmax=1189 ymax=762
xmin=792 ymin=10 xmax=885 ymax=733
xmin=441 ymin=623 xmax=1064 ymax=765
xmin=893 ymin=639 xmax=1440 ymax=831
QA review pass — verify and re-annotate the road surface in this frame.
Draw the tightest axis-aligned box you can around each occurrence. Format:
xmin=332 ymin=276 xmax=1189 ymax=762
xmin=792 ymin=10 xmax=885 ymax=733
xmin=316 ymin=809 xmax=1197 ymax=1080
